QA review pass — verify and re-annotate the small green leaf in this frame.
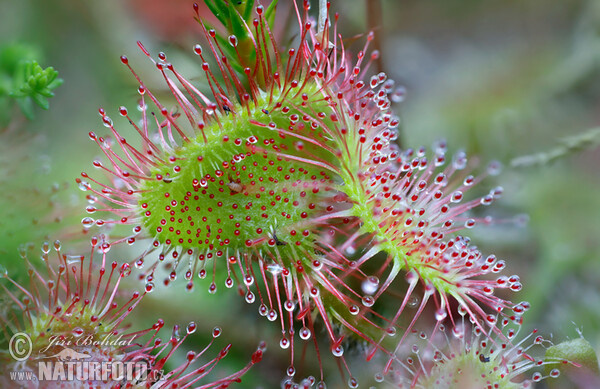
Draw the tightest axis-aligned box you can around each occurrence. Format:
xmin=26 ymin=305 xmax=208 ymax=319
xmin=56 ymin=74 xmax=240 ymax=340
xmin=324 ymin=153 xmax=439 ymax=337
xmin=545 ymin=337 xmax=600 ymax=374
xmin=47 ymin=78 xmax=63 ymax=90
xmin=6 ymin=59 xmax=62 ymax=119
xmin=31 ymin=94 xmax=49 ymax=110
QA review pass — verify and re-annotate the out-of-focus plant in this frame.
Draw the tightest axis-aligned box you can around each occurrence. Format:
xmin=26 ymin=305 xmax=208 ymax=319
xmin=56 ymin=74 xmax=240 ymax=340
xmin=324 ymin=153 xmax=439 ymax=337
xmin=0 ymin=43 xmax=63 ymax=124
xmin=0 ymin=43 xmax=76 ymax=283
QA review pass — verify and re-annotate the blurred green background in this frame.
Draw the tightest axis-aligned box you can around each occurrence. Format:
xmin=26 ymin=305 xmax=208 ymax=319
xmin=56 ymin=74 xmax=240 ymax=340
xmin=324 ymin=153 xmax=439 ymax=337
xmin=1 ymin=0 xmax=599 ymax=387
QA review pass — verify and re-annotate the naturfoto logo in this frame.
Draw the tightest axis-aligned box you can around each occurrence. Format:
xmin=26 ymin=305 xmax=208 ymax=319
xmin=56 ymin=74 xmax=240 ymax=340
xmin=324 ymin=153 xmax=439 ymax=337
xmin=8 ymin=332 xmax=161 ymax=384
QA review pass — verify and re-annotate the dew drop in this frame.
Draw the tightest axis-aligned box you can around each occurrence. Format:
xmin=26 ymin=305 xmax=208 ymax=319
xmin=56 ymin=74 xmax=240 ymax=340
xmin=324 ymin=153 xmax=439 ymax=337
xmin=65 ymin=257 xmax=80 ymax=266
xmin=245 ymin=291 xmax=255 ymax=304
xmin=208 ymin=282 xmax=217 ymax=294
xmin=100 ymin=242 xmax=111 ymax=254
xmin=435 ymin=308 xmax=447 ymax=321
xmin=299 ymin=327 xmax=311 ymax=340
xmin=452 ymin=326 xmax=464 ymax=339
xmin=81 ymin=217 xmax=94 ymax=228
xmin=391 ymin=86 xmax=406 ymax=103
xmin=120 ymin=263 xmax=131 ymax=277
xmin=300 ymin=377 xmax=315 ymax=388
xmin=331 ymin=344 xmax=344 ymax=357
xmin=284 ymin=300 xmax=295 ymax=312
xmin=78 ymin=181 xmax=90 ymax=192
xmin=266 ymin=263 xmax=283 ymax=275
xmin=72 ymin=327 xmax=84 ymax=337
xmin=370 ymin=75 xmax=379 ymax=88
xmin=212 ymin=327 xmax=221 ymax=338
xmin=309 ymin=287 xmax=319 ymax=298
xmin=362 ymin=295 xmax=375 ymax=307
xmin=361 ymin=276 xmax=380 ymax=295
xmin=258 ymin=304 xmax=268 ymax=316
xmin=145 ymin=282 xmax=155 ymax=293
xmin=451 ymin=191 xmax=463 ymax=203
xmin=286 ymin=366 xmax=295 ymax=377
xmin=452 ymin=151 xmax=467 ymax=170
xmin=487 ymin=161 xmax=502 ymax=176
xmin=186 ymin=322 xmax=197 ymax=334
xmin=348 ymin=377 xmax=358 ymax=388
xmin=102 ymin=116 xmax=113 ymax=128
xmin=267 ymin=309 xmax=277 ymax=322
xmin=407 ymin=296 xmax=420 ymax=308
xmin=279 ymin=337 xmax=290 ymax=349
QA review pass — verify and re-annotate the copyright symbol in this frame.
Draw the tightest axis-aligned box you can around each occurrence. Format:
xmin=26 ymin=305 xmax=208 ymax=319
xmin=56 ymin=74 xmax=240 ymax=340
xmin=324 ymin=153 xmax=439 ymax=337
xmin=9 ymin=332 xmax=32 ymax=361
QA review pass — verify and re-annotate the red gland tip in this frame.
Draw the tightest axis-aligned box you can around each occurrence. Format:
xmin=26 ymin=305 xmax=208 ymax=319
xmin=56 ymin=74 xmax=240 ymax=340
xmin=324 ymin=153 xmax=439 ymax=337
xmin=252 ymin=349 xmax=263 ymax=363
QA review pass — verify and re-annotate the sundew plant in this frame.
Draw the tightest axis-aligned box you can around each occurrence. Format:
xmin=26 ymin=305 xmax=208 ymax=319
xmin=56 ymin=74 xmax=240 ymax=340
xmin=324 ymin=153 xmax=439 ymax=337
xmin=1 ymin=0 xmax=600 ymax=388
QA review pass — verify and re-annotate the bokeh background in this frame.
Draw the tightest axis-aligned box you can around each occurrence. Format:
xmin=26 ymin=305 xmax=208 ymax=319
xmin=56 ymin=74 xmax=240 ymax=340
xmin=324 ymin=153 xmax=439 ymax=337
xmin=1 ymin=0 xmax=599 ymax=387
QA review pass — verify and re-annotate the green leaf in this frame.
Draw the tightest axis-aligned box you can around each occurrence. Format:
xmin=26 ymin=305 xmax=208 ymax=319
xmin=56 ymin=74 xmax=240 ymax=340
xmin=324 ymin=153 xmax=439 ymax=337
xmin=265 ymin=0 xmax=279 ymax=26
xmin=545 ymin=337 xmax=600 ymax=374
xmin=203 ymin=0 xmax=229 ymax=26
xmin=242 ymin=0 xmax=255 ymax=21
xmin=31 ymin=93 xmax=49 ymax=110
xmin=47 ymin=78 xmax=64 ymax=90
xmin=544 ymin=337 xmax=600 ymax=388
xmin=227 ymin=1 xmax=248 ymax=40
xmin=38 ymin=90 xmax=54 ymax=98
